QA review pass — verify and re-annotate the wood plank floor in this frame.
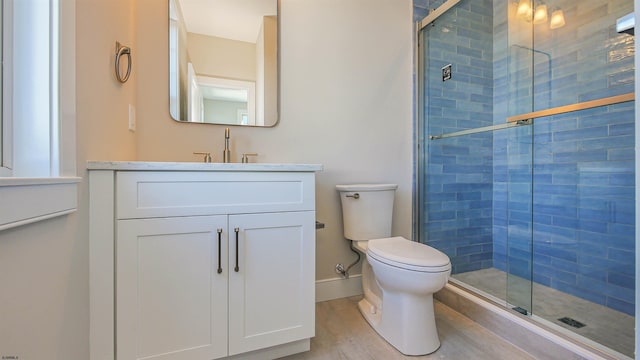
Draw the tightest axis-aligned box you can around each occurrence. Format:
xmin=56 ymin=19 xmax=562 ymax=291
xmin=281 ymin=296 xmax=536 ymax=360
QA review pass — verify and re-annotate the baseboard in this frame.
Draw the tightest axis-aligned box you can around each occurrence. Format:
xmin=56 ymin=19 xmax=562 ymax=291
xmin=315 ymin=275 xmax=363 ymax=302
xmin=227 ymin=339 xmax=310 ymax=359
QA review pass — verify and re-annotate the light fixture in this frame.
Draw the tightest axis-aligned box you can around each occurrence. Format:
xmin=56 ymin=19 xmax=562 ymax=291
xmin=514 ymin=1 xmax=566 ymax=29
xmin=549 ymin=8 xmax=566 ymax=29
xmin=516 ymin=0 xmax=533 ymax=20
xmin=532 ymin=3 xmax=548 ymax=24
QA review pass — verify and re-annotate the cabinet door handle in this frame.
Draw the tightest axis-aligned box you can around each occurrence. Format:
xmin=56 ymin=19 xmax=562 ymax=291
xmin=234 ymin=227 xmax=240 ymax=272
xmin=216 ymin=229 xmax=223 ymax=274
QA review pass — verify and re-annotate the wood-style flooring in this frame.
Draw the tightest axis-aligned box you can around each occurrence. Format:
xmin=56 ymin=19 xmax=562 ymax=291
xmin=281 ymin=296 xmax=536 ymax=360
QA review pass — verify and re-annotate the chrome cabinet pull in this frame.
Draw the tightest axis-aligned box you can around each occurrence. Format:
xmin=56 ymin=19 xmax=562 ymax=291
xmin=216 ymin=229 xmax=223 ymax=274
xmin=234 ymin=227 xmax=240 ymax=272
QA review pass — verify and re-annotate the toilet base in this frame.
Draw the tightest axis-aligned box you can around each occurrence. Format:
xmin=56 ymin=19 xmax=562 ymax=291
xmin=358 ymin=288 xmax=440 ymax=356
xmin=357 ymin=293 xmax=441 ymax=356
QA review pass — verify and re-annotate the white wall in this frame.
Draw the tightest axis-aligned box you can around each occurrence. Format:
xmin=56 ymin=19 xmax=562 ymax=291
xmin=135 ymin=0 xmax=414 ymax=281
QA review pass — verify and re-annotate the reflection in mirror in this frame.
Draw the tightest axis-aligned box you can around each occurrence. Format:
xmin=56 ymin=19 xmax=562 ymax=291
xmin=169 ymin=0 xmax=278 ymax=127
xmin=194 ymin=76 xmax=255 ymax=125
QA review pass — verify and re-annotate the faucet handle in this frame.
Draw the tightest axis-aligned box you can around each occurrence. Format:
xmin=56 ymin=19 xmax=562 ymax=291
xmin=241 ymin=153 xmax=258 ymax=163
xmin=193 ymin=152 xmax=212 ymax=163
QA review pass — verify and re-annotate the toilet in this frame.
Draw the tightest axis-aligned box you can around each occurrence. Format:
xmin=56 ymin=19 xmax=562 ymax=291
xmin=336 ymin=184 xmax=451 ymax=355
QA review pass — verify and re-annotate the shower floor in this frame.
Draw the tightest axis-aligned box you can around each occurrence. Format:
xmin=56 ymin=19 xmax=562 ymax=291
xmin=453 ymin=268 xmax=634 ymax=358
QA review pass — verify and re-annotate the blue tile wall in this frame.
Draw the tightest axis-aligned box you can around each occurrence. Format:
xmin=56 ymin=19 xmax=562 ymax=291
xmin=417 ymin=0 xmax=635 ymax=316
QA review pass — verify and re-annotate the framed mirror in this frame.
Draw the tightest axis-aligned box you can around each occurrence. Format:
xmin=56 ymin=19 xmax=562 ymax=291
xmin=169 ymin=0 xmax=279 ymax=127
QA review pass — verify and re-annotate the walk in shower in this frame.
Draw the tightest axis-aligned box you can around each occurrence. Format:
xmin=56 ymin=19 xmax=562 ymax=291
xmin=415 ymin=0 xmax=635 ymax=357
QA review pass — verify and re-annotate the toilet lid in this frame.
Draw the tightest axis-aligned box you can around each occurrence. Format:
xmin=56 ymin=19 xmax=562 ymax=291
xmin=367 ymin=237 xmax=451 ymax=272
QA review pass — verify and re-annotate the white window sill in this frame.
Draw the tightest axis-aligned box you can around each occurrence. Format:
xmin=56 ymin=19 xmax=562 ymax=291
xmin=0 ymin=176 xmax=81 ymax=231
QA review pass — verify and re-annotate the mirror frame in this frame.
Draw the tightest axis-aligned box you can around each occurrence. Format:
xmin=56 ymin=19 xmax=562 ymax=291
xmin=168 ymin=0 xmax=280 ymax=127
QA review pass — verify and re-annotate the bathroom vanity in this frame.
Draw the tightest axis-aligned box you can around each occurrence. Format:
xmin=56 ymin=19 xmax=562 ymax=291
xmin=88 ymin=161 xmax=322 ymax=360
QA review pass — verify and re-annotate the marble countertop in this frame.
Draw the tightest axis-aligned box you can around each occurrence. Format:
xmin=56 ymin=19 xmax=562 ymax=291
xmin=87 ymin=161 xmax=323 ymax=172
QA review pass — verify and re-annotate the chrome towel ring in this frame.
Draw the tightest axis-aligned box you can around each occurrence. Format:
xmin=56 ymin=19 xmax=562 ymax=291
xmin=115 ymin=41 xmax=132 ymax=83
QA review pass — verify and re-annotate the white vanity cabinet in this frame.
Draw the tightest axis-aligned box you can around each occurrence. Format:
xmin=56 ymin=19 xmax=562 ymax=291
xmin=89 ymin=163 xmax=320 ymax=360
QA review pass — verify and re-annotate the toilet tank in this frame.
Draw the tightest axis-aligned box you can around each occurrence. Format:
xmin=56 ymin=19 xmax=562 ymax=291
xmin=336 ymin=184 xmax=398 ymax=241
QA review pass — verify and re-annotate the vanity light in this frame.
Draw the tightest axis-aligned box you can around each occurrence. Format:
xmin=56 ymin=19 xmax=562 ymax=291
xmin=532 ymin=3 xmax=548 ymax=24
xmin=549 ymin=8 xmax=566 ymax=29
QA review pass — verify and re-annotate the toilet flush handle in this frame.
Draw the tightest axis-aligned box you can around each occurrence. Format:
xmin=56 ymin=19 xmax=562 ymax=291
xmin=346 ymin=193 xmax=360 ymax=199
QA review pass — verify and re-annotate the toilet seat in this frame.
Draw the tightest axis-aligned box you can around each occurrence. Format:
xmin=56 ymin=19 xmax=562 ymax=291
xmin=367 ymin=237 xmax=451 ymax=273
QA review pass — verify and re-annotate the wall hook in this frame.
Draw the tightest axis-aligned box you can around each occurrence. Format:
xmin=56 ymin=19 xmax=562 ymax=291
xmin=115 ymin=41 xmax=132 ymax=83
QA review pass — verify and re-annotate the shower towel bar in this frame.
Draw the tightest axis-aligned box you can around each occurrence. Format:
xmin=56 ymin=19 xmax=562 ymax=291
xmin=429 ymin=119 xmax=531 ymax=140
xmin=506 ymin=92 xmax=634 ymax=123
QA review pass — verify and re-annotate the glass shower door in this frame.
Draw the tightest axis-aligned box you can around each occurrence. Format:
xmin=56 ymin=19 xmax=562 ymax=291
xmin=502 ymin=0 xmax=536 ymax=315
xmin=417 ymin=0 xmax=513 ymax=305
xmin=502 ymin=124 xmax=534 ymax=314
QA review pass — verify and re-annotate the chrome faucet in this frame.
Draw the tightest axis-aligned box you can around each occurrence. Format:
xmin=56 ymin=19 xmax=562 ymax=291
xmin=223 ymin=127 xmax=231 ymax=163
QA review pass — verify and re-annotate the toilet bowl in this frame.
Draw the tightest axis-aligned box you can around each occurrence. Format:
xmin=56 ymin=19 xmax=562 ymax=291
xmin=336 ymin=184 xmax=451 ymax=355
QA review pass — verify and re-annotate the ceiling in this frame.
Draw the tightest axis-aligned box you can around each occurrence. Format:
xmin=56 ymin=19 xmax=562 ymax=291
xmin=177 ymin=0 xmax=277 ymax=43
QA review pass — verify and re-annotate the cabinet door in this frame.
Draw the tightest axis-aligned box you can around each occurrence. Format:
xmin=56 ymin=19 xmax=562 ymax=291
xmin=228 ymin=211 xmax=315 ymax=355
xmin=117 ymin=216 xmax=229 ymax=360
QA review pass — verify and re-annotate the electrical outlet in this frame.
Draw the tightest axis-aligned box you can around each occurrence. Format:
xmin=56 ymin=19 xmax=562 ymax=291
xmin=128 ymin=104 xmax=136 ymax=131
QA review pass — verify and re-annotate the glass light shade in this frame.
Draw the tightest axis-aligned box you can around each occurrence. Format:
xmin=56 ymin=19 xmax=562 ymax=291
xmin=549 ymin=9 xmax=566 ymax=29
xmin=516 ymin=0 xmax=532 ymax=19
xmin=532 ymin=4 xmax=548 ymax=24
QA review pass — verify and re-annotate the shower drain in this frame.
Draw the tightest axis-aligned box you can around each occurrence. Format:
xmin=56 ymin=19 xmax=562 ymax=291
xmin=558 ymin=317 xmax=586 ymax=328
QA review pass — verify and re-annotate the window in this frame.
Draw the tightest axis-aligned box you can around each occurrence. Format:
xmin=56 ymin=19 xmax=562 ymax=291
xmin=4 ymin=0 xmax=57 ymax=177
xmin=0 ymin=0 xmax=78 ymax=231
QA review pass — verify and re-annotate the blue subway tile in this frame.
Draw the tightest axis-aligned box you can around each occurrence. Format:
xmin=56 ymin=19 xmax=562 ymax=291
xmin=608 ymin=272 xmax=634 ymax=290
xmin=553 ymin=126 xmax=608 ymax=142
xmin=607 ymin=298 xmax=634 ymax=316
xmin=554 ymin=281 xmax=606 ymax=305
xmin=610 ymin=123 xmax=634 ymax=136
xmin=608 ymin=248 xmax=635 ymax=264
